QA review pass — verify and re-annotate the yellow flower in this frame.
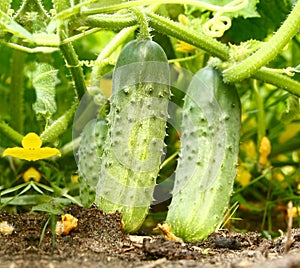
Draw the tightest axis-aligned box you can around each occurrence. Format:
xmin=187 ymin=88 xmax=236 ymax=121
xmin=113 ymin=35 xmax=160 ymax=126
xmin=236 ymin=165 xmax=252 ymax=186
xmin=2 ymin=132 xmax=61 ymax=161
xmin=176 ymin=41 xmax=197 ymax=53
xmin=23 ymin=167 xmax=42 ymax=182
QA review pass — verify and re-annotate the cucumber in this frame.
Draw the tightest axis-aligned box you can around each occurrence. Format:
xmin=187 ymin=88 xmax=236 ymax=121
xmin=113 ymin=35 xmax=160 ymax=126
xmin=95 ymin=40 xmax=170 ymax=232
xmin=166 ymin=67 xmax=241 ymax=241
xmin=77 ymin=119 xmax=107 ymax=207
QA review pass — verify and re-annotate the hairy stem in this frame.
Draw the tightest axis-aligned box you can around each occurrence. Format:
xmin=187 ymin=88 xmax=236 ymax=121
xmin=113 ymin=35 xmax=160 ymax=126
xmin=81 ymin=0 xmax=248 ymax=15
xmin=0 ymin=121 xmax=23 ymax=145
xmin=130 ymin=8 xmax=151 ymax=40
xmin=40 ymin=102 xmax=78 ymax=144
xmin=223 ymin=1 xmax=300 ymax=82
xmin=83 ymin=9 xmax=300 ymax=96
xmin=86 ymin=13 xmax=136 ymax=31
xmin=59 ymin=31 xmax=87 ymax=99
xmin=9 ymin=50 xmax=26 ymax=133
xmin=252 ymin=68 xmax=300 ymax=97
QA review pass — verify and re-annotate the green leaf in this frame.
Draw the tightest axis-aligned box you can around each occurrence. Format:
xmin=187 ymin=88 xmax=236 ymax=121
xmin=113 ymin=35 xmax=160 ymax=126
xmin=29 ymin=63 xmax=58 ymax=124
xmin=0 ymin=194 xmax=52 ymax=206
xmin=226 ymin=0 xmax=293 ymax=42
xmin=281 ymin=95 xmax=300 ymax=122
xmin=184 ymin=0 xmax=260 ymax=18
xmin=224 ymin=0 xmax=260 ymax=18
xmin=0 ymin=0 xmax=11 ymax=13
xmin=51 ymin=0 xmax=73 ymax=13
xmin=0 ymin=9 xmax=33 ymax=40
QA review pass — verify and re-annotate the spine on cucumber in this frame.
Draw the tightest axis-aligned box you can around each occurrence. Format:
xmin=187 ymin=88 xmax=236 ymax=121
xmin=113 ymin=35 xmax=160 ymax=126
xmin=166 ymin=67 xmax=241 ymax=241
xmin=95 ymin=39 xmax=170 ymax=232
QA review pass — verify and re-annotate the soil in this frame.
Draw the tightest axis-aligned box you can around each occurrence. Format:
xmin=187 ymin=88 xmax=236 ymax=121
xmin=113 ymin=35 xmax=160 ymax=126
xmin=1 ymin=206 xmax=300 ymax=268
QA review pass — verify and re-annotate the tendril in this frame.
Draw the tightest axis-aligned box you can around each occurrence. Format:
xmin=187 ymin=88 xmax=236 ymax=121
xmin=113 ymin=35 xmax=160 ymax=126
xmin=202 ymin=0 xmax=248 ymax=38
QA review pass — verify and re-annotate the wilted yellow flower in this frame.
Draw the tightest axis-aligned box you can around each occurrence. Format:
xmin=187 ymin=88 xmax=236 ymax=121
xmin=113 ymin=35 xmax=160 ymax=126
xmin=23 ymin=167 xmax=42 ymax=182
xmin=154 ymin=223 xmax=183 ymax=243
xmin=56 ymin=214 xmax=78 ymax=235
xmin=2 ymin=132 xmax=61 ymax=161
xmin=258 ymin=136 xmax=271 ymax=166
xmin=0 ymin=221 xmax=14 ymax=235
xmin=287 ymin=206 xmax=300 ymax=218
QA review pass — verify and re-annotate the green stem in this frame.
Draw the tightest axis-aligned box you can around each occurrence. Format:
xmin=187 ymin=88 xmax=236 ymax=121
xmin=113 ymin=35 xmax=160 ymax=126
xmin=84 ymin=10 xmax=300 ymax=97
xmin=252 ymin=80 xmax=266 ymax=142
xmin=9 ymin=50 xmax=26 ymax=133
xmin=89 ymin=26 xmax=137 ymax=90
xmin=252 ymin=68 xmax=300 ymax=97
xmin=60 ymin=28 xmax=101 ymax=45
xmin=213 ymin=61 xmax=300 ymax=97
xmin=40 ymin=102 xmax=78 ymax=144
xmin=59 ymin=31 xmax=87 ymax=99
xmin=147 ymin=12 xmax=230 ymax=60
xmin=85 ymin=13 xmax=137 ymax=31
xmin=81 ymin=0 xmax=248 ymax=15
xmin=0 ymin=121 xmax=23 ymax=145
xmin=130 ymin=8 xmax=151 ymax=40
xmin=223 ymin=1 xmax=300 ymax=82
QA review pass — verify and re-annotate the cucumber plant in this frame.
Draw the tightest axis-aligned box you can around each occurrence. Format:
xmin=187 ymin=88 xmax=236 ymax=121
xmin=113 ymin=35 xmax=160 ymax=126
xmin=1 ymin=0 xmax=299 ymax=241
xmin=166 ymin=67 xmax=241 ymax=242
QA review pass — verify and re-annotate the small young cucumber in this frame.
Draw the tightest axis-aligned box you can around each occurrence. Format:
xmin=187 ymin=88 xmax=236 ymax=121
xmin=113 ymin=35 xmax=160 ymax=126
xmin=95 ymin=40 xmax=170 ymax=233
xmin=77 ymin=119 xmax=107 ymax=207
xmin=166 ymin=67 xmax=241 ymax=241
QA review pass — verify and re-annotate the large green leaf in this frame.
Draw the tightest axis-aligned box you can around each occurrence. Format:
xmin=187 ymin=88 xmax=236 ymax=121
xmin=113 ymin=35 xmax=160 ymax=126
xmin=226 ymin=0 xmax=293 ymax=42
xmin=29 ymin=63 xmax=58 ymax=124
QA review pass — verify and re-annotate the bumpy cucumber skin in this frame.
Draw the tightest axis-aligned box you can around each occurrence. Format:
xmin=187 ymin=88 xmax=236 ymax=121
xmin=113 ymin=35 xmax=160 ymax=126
xmin=95 ymin=40 xmax=170 ymax=233
xmin=78 ymin=119 xmax=107 ymax=207
xmin=166 ymin=67 xmax=241 ymax=242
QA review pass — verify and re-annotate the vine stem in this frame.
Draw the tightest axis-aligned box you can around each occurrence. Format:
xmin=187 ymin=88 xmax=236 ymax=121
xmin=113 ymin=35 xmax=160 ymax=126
xmin=81 ymin=9 xmax=300 ymax=96
xmin=40 ymin=102 xmax=78 ymax=144
xmin=252 ymin=80 xmax=266 ymax=142
xmin=81 ymin=0 xmax=248 ymax=15
xmin=89 ymin=26 xmax=137 ymax=89
xmin=59 ymin=30 xmax=87 ymax=99
xmin=130 ymin=8 xmax=151 ymax=40
xmin=9 ymin=50 xmax=26 ymax=134
xmin=252 ymin=68 xmax=300 ymax=97
xmin=85 ymin=13 xmax=136 ymax=32
xmin=0 ymin=121 xmax=23 ymax=145
xmin=147 ymin=12 xmax=229 ymax=60
xmin=223 ymin=1 xmax=300 ymax=82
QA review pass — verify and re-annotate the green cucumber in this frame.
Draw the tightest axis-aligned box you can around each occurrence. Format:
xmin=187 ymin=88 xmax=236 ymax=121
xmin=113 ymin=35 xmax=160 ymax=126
xmin=166 ymin=67 xmax=241 ymax=241
xmin=95 ymin=40 xmax=170 ymax=232
xmin=77 ymin=119 xmax=107 ymax=207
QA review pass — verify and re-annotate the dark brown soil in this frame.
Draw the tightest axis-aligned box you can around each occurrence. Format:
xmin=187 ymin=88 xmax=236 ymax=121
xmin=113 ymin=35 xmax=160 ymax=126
xmin=1 ymin=206 xmax=300 ymax=268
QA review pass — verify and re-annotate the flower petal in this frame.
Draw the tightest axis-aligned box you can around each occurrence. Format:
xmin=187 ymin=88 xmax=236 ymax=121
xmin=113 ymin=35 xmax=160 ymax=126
xmin=22 ymin=132 xmax=42 ymax=149
xmin=2 ymin=148 xmax=31 ymax=161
